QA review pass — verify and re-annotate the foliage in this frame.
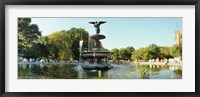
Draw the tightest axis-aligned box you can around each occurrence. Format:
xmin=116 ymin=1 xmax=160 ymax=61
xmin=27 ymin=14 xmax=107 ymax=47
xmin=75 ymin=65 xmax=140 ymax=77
xmin=125 ymin=46 xmax=135 ymax=59
xmin=131 ymin=44 xmax=181 ymax=61
xmin=170 ymin=44 xmax=182 ymax=58
xmin=111 ymin=48 xmax=120 ymax=61
xmin=118 ymin=48 xmax=127 ymax=60
xmin=18 ymin=18 xmax=90 ymax=61
xmin=137 ymin=65 xmax=151 ymax=79
xmin=160 ymin=46 xmax=173 ymax=59
xmin=66 ymin=28 xmax=89 ymax=60
xmin=38 ymin=36 xmax=50 ymax=58
xmin=111 ymin=46 xmax=135 ymax=61
xmin=131 ymin=47 xmax=146 ymax=60
xmin=47 ymin=31 xmax=73 ymax=60
xmin=18 ymin=18 xmax=41 ymax=58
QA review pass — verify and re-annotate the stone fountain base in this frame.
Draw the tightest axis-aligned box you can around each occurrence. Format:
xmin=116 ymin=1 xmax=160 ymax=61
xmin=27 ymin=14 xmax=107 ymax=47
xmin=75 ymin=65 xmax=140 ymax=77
xmin=82 ymin=63 xmax=113 ymax=70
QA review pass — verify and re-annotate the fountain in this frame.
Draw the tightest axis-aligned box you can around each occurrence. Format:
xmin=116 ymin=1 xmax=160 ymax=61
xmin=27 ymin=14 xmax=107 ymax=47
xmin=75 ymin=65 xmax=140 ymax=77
xmin=81 ymin=21 xmax=113 ymax=70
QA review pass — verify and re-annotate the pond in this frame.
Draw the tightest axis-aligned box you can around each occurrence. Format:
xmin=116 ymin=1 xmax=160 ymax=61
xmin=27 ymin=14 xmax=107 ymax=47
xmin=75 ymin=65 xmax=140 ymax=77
xmin=18 ymin=63 xmax=182 ymax=79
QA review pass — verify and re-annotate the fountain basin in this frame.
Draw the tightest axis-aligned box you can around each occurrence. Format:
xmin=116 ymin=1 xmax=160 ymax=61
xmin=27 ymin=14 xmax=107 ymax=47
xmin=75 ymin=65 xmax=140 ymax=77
xmin=82 ymin=63 xmax=113 ymax=70
xmin=90 ymin=34 xmax=106 ymax=40
xmin=82 ymin=51 xmax=113 ymax=58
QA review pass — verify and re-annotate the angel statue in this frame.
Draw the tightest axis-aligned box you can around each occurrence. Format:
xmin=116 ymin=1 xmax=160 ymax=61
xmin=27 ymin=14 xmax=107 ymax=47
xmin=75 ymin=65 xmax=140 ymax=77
xmin=89 ymin=21 xmax=106 ymax=34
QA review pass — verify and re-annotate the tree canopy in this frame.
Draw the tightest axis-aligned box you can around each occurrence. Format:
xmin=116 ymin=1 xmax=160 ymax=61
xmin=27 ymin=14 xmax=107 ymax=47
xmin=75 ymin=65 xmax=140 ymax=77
xmin=47 ymin=31 xmax=73 ymax=60
xmin=131 ymin=44 xmax=181 ymax=61
xmin=66 ymin=28 xmax=89 ymax=60
xmin=111 ymin=46 xmax=135 ymax=61
xmin=18 ymin=18 xmax=90 ymax=61
xmin=18 ymin=18 xmax=41 ymax=58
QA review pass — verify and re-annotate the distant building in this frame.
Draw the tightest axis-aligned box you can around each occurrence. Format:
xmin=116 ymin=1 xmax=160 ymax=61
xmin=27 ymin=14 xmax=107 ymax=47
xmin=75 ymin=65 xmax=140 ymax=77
xmin=175 ymin=30 xmax=182 ymax=47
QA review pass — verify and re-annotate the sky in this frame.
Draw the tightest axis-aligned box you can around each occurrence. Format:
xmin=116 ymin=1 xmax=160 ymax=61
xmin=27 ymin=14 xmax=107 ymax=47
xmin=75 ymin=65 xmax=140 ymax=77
xmin=31 ymin=18 xmax=182 ymax=50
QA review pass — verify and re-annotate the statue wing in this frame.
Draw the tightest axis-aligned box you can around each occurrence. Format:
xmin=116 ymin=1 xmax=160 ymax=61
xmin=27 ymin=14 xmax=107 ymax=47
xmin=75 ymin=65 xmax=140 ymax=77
xmin=99 ymin=21 xmax=106 ymax=24
xmin=89 ymin=22 xmax=96 ymax=24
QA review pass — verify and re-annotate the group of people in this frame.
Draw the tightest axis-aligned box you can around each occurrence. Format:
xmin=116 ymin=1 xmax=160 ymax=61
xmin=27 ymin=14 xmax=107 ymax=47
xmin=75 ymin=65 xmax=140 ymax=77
xmin=147 ymin=57 xmax=182 ymax=63
xmin=18 ymin=57 xmax=80 ymax=64
xmin=18 ymin=57 xmax=64 ymax=63
xmin=132 ymin=57 xmax=182 ymax=64
xmin=18 ymin=57 xmax=36 ymax=62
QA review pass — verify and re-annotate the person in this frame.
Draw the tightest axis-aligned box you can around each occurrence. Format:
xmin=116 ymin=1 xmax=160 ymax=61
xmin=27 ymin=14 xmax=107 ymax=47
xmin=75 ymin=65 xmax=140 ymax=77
xmin=40 ymin=59 xmax=45 ymax=63
xmin=29 ymin=58 xmax=32 ymax=62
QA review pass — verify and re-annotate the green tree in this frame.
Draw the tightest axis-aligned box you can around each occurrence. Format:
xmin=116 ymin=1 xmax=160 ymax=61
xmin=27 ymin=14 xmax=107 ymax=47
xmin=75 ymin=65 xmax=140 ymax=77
xmin=131 ymin=47 xmax=146 ymax=61
xmin=125 ymin=46 xmax=135 ymax=60
xmin=111 ymin=48 xmax=120 ymax=62
xmin=147 ymin=44 xmax=160 ymax=59
xmin=131 ymin=50 xmax=140 ymax=61
xmin=18 ymin=18 xmax=41 ymax=58
xmin=66 ymin=28 xmax=89 ymax=60
xmin=38 ymin=36 xmax=50 ymax=58
xmin=47 ymin=31 xmax=73 ymax=61
xmin=131 ymin=44 xmax=160 ymax=61
xmin=160 ymin=46 xmax=172 ymax=59
xmin=111 ymin=46 xmax=134 ymax=61
xmin=170 ymin=44 xmax=181 ymax=58
xmin=119 ymin=48 xmax=128 ymax=60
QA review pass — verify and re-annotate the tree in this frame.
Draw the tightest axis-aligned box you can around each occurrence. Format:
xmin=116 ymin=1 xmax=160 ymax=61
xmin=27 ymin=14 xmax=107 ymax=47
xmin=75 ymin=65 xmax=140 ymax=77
xmin=160 ymin=46 xmax=172 ymax=59
xmin=18 ymin=18 xmax=41 ymax=43
xmin=47 ymin=31 xmax=73 ymax=61
xmin=111 ymin=46 xmax=134 ymax=61
xmin=18 ymin=18 xmax=41 ymax=58
xmin=170 ymin=44 xmax=181 ymax=58
xmin=131 ymin=43 xmax=182 ymax=61
xmin=66 ymin=28 xmax=89 ymax=60
xmin=111 ymin=48 xmax=120 ymax=62
xmin=147 ymin=44 xmax=160 ymax=59
xmin=131 ymin=47 xmax=146 ymax=61
xmin=38 ymin=36 xmax=50 ymax=58
xmin=131 ymin=44 xmax=160 ymax=61
xmin=118 ymin=48 xmax=127 ymax=60
xmin=125 ymin=46 xmax=135 ymax=60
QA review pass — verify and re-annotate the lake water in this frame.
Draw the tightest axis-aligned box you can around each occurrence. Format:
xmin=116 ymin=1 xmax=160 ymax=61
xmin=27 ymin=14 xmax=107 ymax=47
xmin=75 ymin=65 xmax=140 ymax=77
xmin=18 ymin=63 xmax=182 ymax=79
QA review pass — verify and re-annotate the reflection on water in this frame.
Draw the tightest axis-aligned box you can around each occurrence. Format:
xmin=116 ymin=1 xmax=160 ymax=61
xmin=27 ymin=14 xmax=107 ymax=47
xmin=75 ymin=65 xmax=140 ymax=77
xmin=18 ymin=64 xmax=182 ymax=79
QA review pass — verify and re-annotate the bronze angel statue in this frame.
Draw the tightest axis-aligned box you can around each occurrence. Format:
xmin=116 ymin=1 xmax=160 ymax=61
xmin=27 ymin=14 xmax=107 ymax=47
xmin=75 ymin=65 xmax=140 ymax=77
xmin=89 ymin=21 xmax=106 ymax=34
